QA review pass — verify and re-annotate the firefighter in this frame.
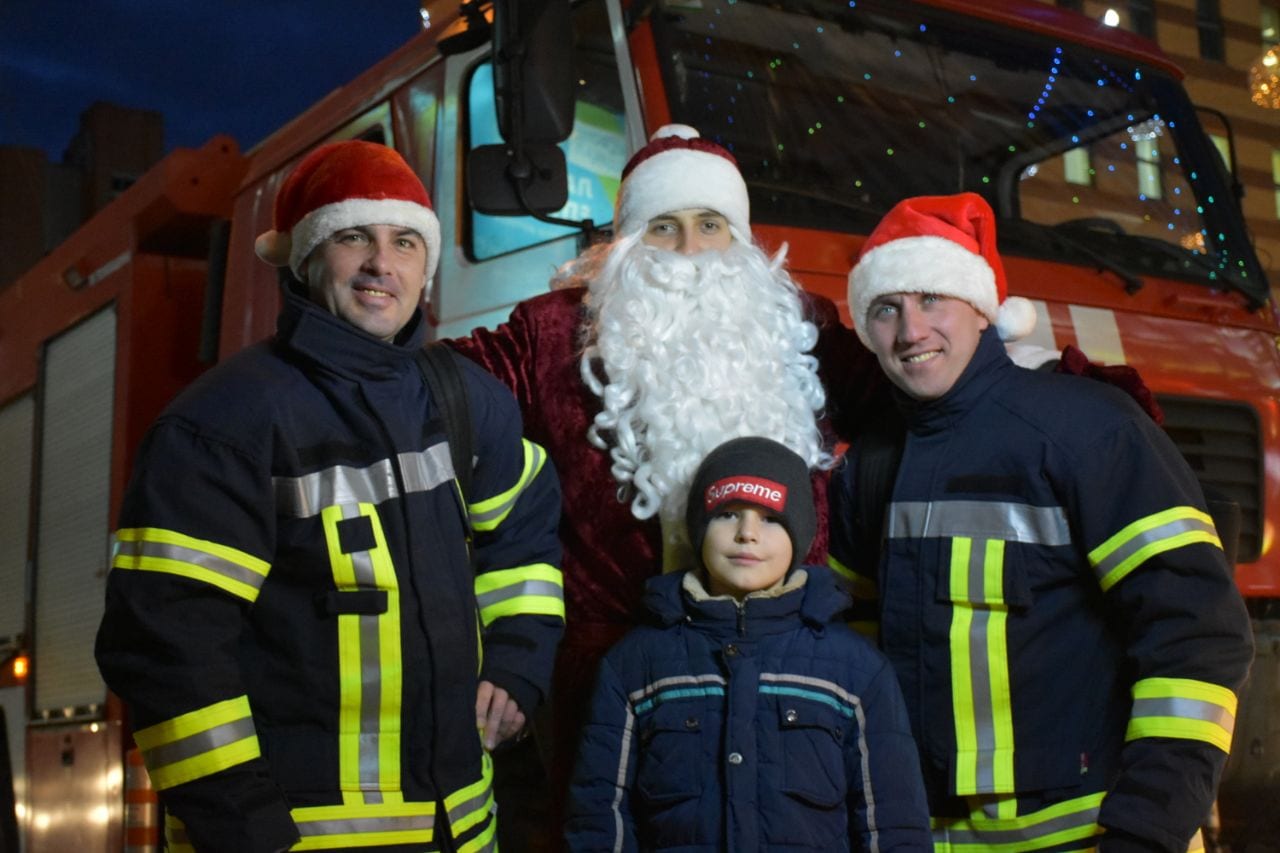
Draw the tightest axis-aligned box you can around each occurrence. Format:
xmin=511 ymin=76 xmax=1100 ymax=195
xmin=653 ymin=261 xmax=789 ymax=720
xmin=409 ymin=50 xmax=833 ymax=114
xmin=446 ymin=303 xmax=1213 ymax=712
xmin=830 ymin=192 xmax=1254 ymax=851
xmin=95 ymin=140 xmax=564 ymax=853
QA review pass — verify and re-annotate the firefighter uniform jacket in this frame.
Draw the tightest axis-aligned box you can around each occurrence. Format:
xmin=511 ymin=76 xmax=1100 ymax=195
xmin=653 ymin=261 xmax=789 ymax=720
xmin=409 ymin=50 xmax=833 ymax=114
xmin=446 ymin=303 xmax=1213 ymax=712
xmin=566 ymin=566 xmax=932 ymax=852
xmin=96 ymin=285 xmax=565 ymax=853
xmin=829 ymin=328 xmax=1253 ymax=852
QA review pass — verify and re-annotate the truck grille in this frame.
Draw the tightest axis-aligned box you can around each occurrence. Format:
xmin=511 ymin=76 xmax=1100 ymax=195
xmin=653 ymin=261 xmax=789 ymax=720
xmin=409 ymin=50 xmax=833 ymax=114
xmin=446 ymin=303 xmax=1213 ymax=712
xmin=1156 ymin=396 xmax=1263 ymax=563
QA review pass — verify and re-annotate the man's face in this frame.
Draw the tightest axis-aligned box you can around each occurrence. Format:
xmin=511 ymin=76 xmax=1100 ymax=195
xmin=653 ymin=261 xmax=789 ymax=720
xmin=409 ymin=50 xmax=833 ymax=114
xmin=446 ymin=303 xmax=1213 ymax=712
xmin=701 ymin=502 xmax=793 ymax=600
xmin=641 ymin=208 xmax=733 ymax=255
xmin=305 ymin=224 xmax=428 ymax=341
xmin=865 ymin=292 xmax=990 ymax=400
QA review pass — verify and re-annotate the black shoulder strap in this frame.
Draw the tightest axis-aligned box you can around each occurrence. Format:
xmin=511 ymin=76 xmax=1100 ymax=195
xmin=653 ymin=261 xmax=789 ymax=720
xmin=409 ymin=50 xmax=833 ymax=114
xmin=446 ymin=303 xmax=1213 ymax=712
xmin=416 ymin=343 xmax=475 ymax=504
xmin=855 ymin=404 xmax=906 ymax=568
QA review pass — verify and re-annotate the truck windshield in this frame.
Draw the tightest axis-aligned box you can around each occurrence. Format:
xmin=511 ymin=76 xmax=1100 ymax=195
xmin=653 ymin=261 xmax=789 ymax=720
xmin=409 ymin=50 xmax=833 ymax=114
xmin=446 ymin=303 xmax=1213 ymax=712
xmin=646 ymin=0 xmax=1266 ymax=303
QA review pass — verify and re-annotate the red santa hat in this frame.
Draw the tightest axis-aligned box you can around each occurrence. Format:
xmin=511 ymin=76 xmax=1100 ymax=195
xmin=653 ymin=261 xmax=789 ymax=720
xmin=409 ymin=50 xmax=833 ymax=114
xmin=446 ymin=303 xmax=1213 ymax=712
xmin=613 ymin=124 xmax=750 ymax=240
xmin=847 ymin=192 xmax=1035 ymax=346
xmin=255 ymin=140 xmax=442 ymax=281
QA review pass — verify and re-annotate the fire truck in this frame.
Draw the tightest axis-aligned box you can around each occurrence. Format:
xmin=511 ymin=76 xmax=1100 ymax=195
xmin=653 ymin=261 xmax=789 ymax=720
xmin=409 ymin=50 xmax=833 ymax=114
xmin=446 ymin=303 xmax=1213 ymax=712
xmin=1 ymin=0 xmax=1276 ymax=849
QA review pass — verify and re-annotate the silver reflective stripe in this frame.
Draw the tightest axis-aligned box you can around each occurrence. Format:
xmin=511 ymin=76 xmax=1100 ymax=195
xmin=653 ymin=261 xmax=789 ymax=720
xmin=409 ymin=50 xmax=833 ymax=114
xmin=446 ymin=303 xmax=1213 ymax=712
xmin=475 ymin=579 xmax=564 ymax=612
xmin=758 ymin=672 xmax=860 ymax=708
xmin=470 ymin=442 xmax=547 ymax=529
xmin=296 ymin=813 xmax=435 ymax=838
xmin=115 ymin=539 xmax=267 ymax=594
xmin=341 ymin=504 xmax=386 ymax=797
xmin=628 ymin=673 xmax=727 ymax=705
xmin=275 ymin=444 xmax=455 ymax=518
xmin=1132 ymin=696 xmax=1235 ymax=731
xmin=851 ymin=699 xmax=880 ymax=853
xmin=611 ymin=706 xmax=636 ymax=853
xmin=1092 ymin=515 xmax=1218 ymax=583
xmin=142 ymin=716 xmax=256 ymax=770
xmin=968 ymin=603 xmax=998 ymax=793
xmin=275 ymin=459 xmax=400 ymax=518
xmin=399 ymin=444 xmax=454 ymax=494
xmin=888 ymin=501 xmax=1070 ymax=545
xmin=447 ymin=787 xmax=493 ymax=836
xmin=934 ymin=800 xmax=1101 ymax=844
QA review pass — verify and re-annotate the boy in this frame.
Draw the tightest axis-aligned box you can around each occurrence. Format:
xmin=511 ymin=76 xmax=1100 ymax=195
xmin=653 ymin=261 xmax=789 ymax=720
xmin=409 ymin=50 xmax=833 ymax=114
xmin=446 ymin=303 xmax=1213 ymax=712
xmin=567 ymin=436 xmax=930 ymax=851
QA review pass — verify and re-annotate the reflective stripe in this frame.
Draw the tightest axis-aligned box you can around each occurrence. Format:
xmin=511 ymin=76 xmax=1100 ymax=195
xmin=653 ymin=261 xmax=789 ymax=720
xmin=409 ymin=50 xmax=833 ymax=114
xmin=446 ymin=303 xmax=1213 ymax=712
xmin=630 ymin=674 xmax=727 ymax=714
xmin=1126 ymin=677 xmax=1237 ymax=753
xmin=949 ymin=538 xmax=1014 ymax=796
xmin=290 ymin=801 xmax=436 ymax=851
xmin=445 ymin=751 xmax=496 ymax=838
xmin=112 ymin=528 xmax=270 ymax=603
xmin=474 ymin=564 xmax=565 ymax=626
xmin=759 ymin=672 xmax=861 ymax=714
xmin=827 ymin=554 xmax=878 ymax=600
xmin=321 ymin=503 xmax=403 ymax=797
xmin=275 ymin=444 xmax=455 ymax=518
xmin=1090 ymin=507 xmax=1221 ymax=591
xmin=164 ymin=814 xmax=194 ymax=853
xmin=468 ymin=440 xmax=547 ymax=532
xmin=888 ymin=501 xmax=1070 ymax=545
xmin=610 ymin=705 xmax=637 ymax=853
xmin=932 ymin=791 xmax=1104 ymax=851
xmin=134 ymin=696 xmax=260 ymax=790
xmin=1188 ymin=828 xmax=1205 ymax=853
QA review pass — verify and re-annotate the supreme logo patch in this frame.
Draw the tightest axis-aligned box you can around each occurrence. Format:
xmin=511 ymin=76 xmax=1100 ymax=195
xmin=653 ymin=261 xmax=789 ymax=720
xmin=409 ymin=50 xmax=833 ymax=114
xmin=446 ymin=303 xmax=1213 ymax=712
xmin=704 ymin=476 xmax=787 ymax=513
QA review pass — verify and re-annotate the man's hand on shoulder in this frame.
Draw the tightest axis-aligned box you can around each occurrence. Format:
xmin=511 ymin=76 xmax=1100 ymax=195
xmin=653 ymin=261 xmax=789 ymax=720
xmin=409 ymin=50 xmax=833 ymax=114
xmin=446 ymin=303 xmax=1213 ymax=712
xmin=476 ymin=680 xmax=526 ymax=750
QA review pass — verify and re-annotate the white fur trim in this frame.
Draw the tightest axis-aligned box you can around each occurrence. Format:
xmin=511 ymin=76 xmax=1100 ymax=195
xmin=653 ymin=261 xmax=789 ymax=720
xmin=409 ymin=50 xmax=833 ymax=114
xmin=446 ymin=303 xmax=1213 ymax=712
xmin=995 ymin=295 xmax=1037 ymax=342
xmin=285 ymin=197 xmax=442 ymax=281
xmin=615 ymin=148 xmax=749 ymax=238
xmin=848 ymin=235 xmax=997 ymax=346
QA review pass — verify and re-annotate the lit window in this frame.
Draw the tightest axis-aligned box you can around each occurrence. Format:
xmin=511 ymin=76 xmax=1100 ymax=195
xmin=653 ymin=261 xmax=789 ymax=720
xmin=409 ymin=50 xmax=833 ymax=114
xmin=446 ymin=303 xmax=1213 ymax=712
xmin=1272 ymin=149 xmax=1280 ymax=218
xmin=1209 ymin=134 xmax=1232 ymax=172
xmin=1136 ymin=138 xmax=1162 ymax=199
xmin=1064 ymin=147 xmax=1092 ymax=185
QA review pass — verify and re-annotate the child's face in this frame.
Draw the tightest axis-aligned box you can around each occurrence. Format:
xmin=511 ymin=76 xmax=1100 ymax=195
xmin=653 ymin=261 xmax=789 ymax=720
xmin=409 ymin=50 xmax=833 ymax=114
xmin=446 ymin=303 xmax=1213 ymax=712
xmin=701 ymin=501 xmax=793 ymax=600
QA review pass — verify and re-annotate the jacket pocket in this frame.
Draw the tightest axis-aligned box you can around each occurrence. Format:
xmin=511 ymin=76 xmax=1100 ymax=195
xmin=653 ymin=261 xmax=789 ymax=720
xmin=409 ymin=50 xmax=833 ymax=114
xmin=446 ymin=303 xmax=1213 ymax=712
xmin=935 ymin=537 xmax=1032 ymax=610
xmin=777 ymin=702 xmax=848 ymax=809
xmin=635 ymin=700 xmax=706 ymax=804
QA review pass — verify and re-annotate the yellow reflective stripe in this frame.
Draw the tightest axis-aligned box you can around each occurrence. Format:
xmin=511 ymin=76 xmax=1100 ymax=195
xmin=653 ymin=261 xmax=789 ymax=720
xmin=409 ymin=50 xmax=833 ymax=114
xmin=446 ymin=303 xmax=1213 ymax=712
xmin=950 ymin=538 xmax=979 ymax=793
xmin=446 ymin=751 xmax=496 ymax=839
xmin=289 ymin=800 xmax=435 ymax=850
xmin=932 ymin=791 xmax=1105 ymax=851
xmin=1089 ymin=507 xmax=1221 ymax=592
xmin=827 ymin=554 xmax=878 ymax=600
xmin=134 ymin=696 xmax=260 ymax=790
xmin=468 ymin=440 xmax=547 ymax=532
xmin=112 ymin=527 xmax=270 ymax=603
xmin=164 ymin=814 xmax=195 ymax=853
xmin=321 ymin=503 xmax=404 ymax=796
xmin=950 ymin=538 xmax=1015 ymax=796
xmin=1188 ymin=828 xmax=1205 ymax=853
xmin=474 ymin=564 xmax=565 ymax=626
xmin=1126 ymin=677 xmax=1238 ymax=753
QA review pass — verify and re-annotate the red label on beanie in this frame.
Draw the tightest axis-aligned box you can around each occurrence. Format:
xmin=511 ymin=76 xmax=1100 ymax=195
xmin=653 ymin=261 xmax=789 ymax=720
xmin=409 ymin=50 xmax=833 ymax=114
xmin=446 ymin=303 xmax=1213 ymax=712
xmin=704 ymin=476 xmax=787 ymax=514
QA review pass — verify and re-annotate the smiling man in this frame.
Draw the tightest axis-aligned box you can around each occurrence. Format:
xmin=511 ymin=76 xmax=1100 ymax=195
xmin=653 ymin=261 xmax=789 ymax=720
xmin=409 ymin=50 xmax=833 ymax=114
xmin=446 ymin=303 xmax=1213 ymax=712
xmin=830 ymin=193 xmax=1253 ymax=852
xmin=96 ymin=141 xmax=564 ymax=853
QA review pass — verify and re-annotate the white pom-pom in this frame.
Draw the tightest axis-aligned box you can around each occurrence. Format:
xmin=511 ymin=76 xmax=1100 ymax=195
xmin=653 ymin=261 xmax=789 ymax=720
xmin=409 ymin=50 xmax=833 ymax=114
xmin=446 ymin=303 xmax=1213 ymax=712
xmin=996 ymin=295 xmax=1037 ymax=342
xmin=651 ymin=123 xmax=700 ymax=141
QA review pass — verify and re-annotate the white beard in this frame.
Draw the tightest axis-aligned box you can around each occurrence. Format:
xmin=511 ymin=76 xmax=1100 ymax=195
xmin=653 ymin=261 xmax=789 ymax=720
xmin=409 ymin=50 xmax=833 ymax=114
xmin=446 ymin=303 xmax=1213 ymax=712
xmin=579 ymin=235 xmax=830 ymax=526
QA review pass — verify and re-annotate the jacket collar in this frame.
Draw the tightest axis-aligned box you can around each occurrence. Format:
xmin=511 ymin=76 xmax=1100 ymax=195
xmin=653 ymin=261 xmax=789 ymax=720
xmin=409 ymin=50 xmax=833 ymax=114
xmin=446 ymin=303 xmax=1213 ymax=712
xmin=642 ymin=564 xmax=850 ymax=639
xmin=275 ymin=279 xmax=427 ymax=380
xmin=895 ymin=326 xmax=1010 ymax=435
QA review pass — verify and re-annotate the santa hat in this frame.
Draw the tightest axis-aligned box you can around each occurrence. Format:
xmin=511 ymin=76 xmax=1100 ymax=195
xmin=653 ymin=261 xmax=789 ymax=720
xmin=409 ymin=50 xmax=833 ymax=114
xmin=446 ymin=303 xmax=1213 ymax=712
xmin=686 ymin=437 xmax=815 ymax=573
xmin=255 ymin=140 xmax=442 ymax=281
xmin=614 ymin=124 xmax=750 ymax=240
xmin=847 ymin=193 xmax=1035 ymax=345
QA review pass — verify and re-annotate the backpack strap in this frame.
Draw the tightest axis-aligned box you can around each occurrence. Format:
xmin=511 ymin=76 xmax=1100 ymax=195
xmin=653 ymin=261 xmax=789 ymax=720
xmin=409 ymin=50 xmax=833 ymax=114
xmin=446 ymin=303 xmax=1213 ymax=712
xmin=415 ymin=343 xmax=475 ymax=509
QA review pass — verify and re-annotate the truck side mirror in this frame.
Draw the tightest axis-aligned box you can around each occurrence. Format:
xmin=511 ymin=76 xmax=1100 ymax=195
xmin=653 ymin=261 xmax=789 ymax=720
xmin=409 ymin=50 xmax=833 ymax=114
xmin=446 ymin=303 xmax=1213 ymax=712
xmin=468 ymin=0 xmax=580 ymax=219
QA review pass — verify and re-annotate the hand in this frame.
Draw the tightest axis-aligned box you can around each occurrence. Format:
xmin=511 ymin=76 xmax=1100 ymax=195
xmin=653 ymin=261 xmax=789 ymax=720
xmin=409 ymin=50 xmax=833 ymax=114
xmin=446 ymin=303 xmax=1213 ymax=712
xmin=475 ymin=680 xmax=526 ymax=750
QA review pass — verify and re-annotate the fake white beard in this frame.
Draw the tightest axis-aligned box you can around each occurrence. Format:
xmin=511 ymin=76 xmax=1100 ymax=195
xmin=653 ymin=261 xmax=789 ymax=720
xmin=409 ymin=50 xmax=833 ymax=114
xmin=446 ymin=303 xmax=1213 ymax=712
xmin=579 ymin=236 xmax=831 ymax=525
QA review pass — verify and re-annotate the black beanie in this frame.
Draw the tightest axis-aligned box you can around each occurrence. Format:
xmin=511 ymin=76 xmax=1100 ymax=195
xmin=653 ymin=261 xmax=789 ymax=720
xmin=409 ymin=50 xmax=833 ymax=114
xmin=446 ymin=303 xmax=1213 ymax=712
xmin=686 ymin=437 xmax=816 ymax=570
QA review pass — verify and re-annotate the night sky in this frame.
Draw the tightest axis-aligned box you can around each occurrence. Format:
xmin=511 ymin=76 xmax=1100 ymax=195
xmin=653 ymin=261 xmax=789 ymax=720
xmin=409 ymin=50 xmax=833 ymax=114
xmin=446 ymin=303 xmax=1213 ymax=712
xmin=0 ymin=0 xmax=423 ymax=161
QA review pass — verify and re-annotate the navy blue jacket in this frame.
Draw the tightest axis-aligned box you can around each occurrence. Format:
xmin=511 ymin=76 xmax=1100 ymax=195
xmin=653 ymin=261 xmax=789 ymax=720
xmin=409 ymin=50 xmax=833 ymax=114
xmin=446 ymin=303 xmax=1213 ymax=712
xmin=96 ymin=285 xmax=564 ymax=853
xmin=566 ymin=565 xmax=930 ymax=851
xmin=830 ymin=328 xmax=1253 ymax=852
